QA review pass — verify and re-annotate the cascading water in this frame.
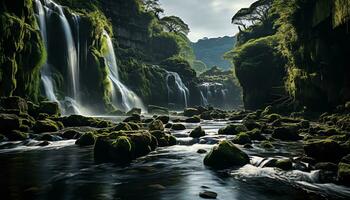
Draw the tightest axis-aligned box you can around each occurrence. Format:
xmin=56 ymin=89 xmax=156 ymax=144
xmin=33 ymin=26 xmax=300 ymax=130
xmin=199 ymin=82 xmax=227 ymax=107
xmin=165 ymin=71 xmax=189 ymax=109
xmin=34 ymin=0 xmax=92 ymax=115
xmin=102 ymin=31 xmax=145 ymax=112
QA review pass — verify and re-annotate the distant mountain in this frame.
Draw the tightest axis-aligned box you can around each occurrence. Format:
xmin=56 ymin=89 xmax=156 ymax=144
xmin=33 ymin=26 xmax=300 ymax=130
xmin=192 ymin=36 xmax=236 ymax=70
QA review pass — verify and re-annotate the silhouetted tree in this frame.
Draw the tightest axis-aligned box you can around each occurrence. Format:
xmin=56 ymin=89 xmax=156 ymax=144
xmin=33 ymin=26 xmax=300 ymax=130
xmin=232 ymin=0 xmax=273 ymax=30
xmin=160 ymin=16 xmax=190 ymax=35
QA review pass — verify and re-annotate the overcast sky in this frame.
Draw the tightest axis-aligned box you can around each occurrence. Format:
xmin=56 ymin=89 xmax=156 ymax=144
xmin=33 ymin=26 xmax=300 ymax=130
xmin=159 ymin=0 xmax=256 ymax=42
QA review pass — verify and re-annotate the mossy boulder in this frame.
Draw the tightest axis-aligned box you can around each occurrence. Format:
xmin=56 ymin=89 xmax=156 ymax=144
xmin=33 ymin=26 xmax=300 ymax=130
xmin=272 ymin=127 xmax=302 ymax=141
xmin=185 ymin=116 xmax=201 ymax=123
xmin=304 ymin=139 xmax=345 ymax=162
xmin=112 ymin=122 xmax=132 ymax=131
xmin=184 ymin=108 xmax=200 ymax=117
xmin=94 ymin=136 xmax=133 ymax=164
xmin=243 ymin=119 xmax=261 ymax=130
xmin=246 ymin=128 xmax=266 ymax=141
xmin=233 ymin=133 xmax=251 ymax=145
xmin=261 ymin=140 xmax=274 ymax=149
xmin=150 ymin=130 xmax=176 ymax=147
xmin=264 ymin=158 xmax=293 ymax=170
xmin=218 ymin=124 xmax=246 ymax=135
xmin=204 ymin=140 xmax=250 ymax=169
xmin=171 ymin=123 xmax=186 ymax=130
xmin=128 ymin=122 xmax=140 ymax=130
xmin=76 ymin=132 xmax=96 ymax=146
xmin=265 ymin=114 xmax=282 ymax=123
xmin=59 ymin=115 xmax=97 ymax=127
xmin=32 ymin=119 xmax=60 ymax=133
xmin=189 ymin=126 xmax=205 ymax=138
xmin=200 ymin=111 xmax=213 ymax=120
xmin=61 ymin=130 xmax=81 ymax=139
xmin=338 ymin=162 xmax=350 ymax=185
xmin=4 ymin=130 xmax=28 ymax=141
xmin=155 ymin=115 xmax=170 ymax=124
xmin=149 ymin=120 xmax=164 ymax=131
xmin=126 ymin=108 xmax=142 ymax=115
xmin=38 ymin=101 xmax=60 ymax=116
xmin=123 ymin=114 xmax=141 ymax=123
xmin=0 ymin=113 xmax=21 ymax=131
xmin=0 ymin=96 xmax=28 ymax=113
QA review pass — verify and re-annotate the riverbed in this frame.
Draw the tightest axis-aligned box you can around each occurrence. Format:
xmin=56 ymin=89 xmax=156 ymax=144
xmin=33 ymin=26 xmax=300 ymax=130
xmin=1 ymin=119 xmax=350 ymax=200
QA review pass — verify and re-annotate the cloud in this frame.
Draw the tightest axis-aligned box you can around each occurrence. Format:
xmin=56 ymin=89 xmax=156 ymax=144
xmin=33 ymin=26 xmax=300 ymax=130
xmin=159 ymin=0 xmax=256 ymax=42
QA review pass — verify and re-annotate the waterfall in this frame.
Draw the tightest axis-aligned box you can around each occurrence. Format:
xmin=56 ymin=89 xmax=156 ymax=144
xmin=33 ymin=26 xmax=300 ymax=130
xmin=34 ymin=0 xmax=145 ymax=114
xmin=199 ymin=82 xmax=226 ymax=108
xmin=102 ymin=31 xmax=145 ymax=112
xmin=165 ymin=71 xmax=190 ymax=108
xmin=35 ymin=0 xmax=57 ymax=102
xmin=34 ymin=0 xmax=86 ymax=115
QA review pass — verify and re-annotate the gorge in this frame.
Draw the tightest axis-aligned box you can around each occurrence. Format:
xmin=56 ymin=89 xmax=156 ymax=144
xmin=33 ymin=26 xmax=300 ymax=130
xmin=0 ymin=0 xmax=350 ymax=200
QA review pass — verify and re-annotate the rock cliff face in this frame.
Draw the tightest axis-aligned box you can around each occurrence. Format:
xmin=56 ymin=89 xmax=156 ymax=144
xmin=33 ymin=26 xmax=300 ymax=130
xmin=227 ymin=0 xmax=350 ymax=112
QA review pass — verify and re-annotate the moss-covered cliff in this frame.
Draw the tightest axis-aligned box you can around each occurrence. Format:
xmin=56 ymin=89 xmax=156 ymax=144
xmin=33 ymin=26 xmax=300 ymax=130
xmin=0 ymin=0 xmax=46 ymax=102
xmin=227 ymin=0 xmax=350 ymax=112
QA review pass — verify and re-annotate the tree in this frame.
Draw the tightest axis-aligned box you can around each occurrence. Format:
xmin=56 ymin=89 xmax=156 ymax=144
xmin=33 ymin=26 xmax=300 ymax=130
xmin=160 ymin=16 xmax=190 ymax=35
xmin=232 ymin=0 xmax=273 ymax=30
xmin=143 ymin=0 xmax=164 ymax=18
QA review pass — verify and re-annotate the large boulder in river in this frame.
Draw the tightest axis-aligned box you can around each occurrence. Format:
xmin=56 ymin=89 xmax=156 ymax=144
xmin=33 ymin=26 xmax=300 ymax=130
xmin=184 ymin=108 xmax=200 ymax=117
xmin=155 ymin=115 xmax=170 ymax=124
xmin=0 ymin=113 xmax=21 ymax=131
xmin=304 ymin=139 xmax=345 ymax=162
xmin=0 ymin=96 xmax=28 ymax=113
xmin=204 ymin=140 xmax=249 ymax=169
xmin=150 ymin=130 xmax=176 ymax=147
xmin=189 ymin=126 xmax=205 ymax=138
xmin=94 ymin=131 xmax=156 ymax=164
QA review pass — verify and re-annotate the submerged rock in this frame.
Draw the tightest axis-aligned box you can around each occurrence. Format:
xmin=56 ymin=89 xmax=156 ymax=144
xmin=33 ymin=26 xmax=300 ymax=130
xmin=204 ymin=140 xmax=249 ymax=169
xmin=189 ymin=126 xmax=205 ymax=138
xmin=199 ymin=191 xmax=217 ymax=199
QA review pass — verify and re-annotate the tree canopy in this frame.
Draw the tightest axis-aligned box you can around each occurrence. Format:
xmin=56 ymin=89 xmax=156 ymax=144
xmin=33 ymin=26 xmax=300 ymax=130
xmin=232 ymin=0 xmax=273 ymax=30
xmin=160 ymin=16 xmax=190 ymax=35
xmin=143 ymin=0 xmax=164 ymax=18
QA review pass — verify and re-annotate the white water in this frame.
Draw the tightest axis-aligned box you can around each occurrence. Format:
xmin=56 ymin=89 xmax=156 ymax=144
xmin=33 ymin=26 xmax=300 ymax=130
xmin=103 ymin=31 xmax=145 ymax=112
xmin=165 ymin=71 xmax=189 ymax=108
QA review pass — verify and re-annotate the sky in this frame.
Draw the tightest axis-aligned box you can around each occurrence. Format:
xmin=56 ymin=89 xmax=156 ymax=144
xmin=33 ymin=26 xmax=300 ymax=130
xmin=159 ymin=0 xmax=256 ymax=42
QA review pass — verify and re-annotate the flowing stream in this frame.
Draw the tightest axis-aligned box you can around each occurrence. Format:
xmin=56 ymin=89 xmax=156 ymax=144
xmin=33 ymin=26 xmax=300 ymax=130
xmin=1 ymin=118 xmax=350 ymax=200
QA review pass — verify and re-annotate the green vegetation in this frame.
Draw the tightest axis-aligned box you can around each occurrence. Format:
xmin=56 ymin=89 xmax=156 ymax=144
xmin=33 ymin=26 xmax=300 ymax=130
xmin=192 ymin=36 xmax=236 ymax=71
xmin=226 ymin=0 xmax=350 ymax=112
